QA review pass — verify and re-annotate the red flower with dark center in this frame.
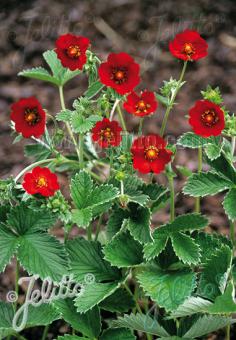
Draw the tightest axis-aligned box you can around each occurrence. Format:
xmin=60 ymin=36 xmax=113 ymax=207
xmin=91 ymin=118 xmax=122 ymax=148
xmin=22 ymin=167 xmax=60 ymax=197
xmin=98 ymin=52 xmax=140 ymax=95
xmin=10 ymin=97 xmax=46 ymax=138
xmin=123 ymin=90 xmax=158 ymax=117
xmin=189 ymin=99 xmax=225 ymax=137
xmin=131 ymin=135 xmax=173 ymax=174
xmin=169 ymin=29 xmax=208 ymax=61
xmin=55 ymin=33 xmax=90 ymax=70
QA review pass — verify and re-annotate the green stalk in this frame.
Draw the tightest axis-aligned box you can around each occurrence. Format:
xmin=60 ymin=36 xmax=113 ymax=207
xmin=87 ymin=224 xmax=92 ymax=241
xmin=14 ymin=259 xmax=20 ymax=311
xmin=195 ymin=147 xmax=202 ymax=213
xmin=117 ymin=104 xmax=127 ymax=131
xmin=138 ymin=117 xmax=144 ymax=136
xmin=230 ymin=220 xmax=235 ymax=249
xmin=58 ymin=85 xmax=80 ymax=159
xmin=124 ymin=283 xmax=142 ymax=314
xmin=225 ymin=324 xmax=230 ymax=340
xmin=79 ymin=134 xmax=84 ymax=169
xmin=168 ymin=175 xmax=175 ymax=222
xmin=14 ymin=158 xmax=55 ymax=183
xmin=41 ymin=324 xmax=49 ymax=340
xmin=95 ymin=214 xmax=103 ymax=241
xmin=160 ymin=61 xmax=188 ymax=137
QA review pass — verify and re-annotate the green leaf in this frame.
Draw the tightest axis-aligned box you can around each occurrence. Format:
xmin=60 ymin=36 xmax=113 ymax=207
xmin=18 ymin=67 xmax=58 ymax=85
xmin=74 ymin=281 xmax=120 ymax=313
xmin=171 ymin=232 xmax=201 ymax=265
xmin=7 ymin=204 xmax=56 ymax=235
xmin=168 ymin=296 xmax=212 ymax=318
xmin=137 ymin=267 xmax=196 ymax=311
xmin=100 ymin=327 xmax=136 ymax=340
xmin=25 ymin=303 xmax=60 ymax=327
xmin=113 ymin=313 xmax=170 ymax=337
xmin=205 ymin=282 xmax=236 ymax=314
xmin=205 ymin=143 xmax=222 ymax=160
xmin=71 ymin=171 xmax=119 ymax=228
xmin=24 ymin=144 xmax=51 ymax=161
xmin=0 ymin=301 xmax=14 ymax=329
xmin=183 ymin=171 xmax=232 ymax=197
xmin=143 ymin=234 xmax=168 ymax=260
xmin=107 ymin=208 xmax=129 ymax=240
xmin=207 ymin=153 xmax=236 ymax=183
xmin=142 ymin=183 xmax=167 ymax=201
xmin=84 ymin=81 xmax=104 ymax=99
xmin=99 ymin=288 xmax=135 ymax=312
xmin=176 ymin=166 xmax=192 ymax=178
xmin=153 ymin=213 xmax=208 ymax=236
xmin=182 ymin=315 xmax=232 ymax=338
xmin=198 ymin=245 xmax=232 ymax=300
xmin=155 ymin=93 xmax=169 ymax=106
xmin=127 ymin=206 xmax=152 ymax=244
xmin=0 ymin=224 xmax=19 ymax=272
xmin=57 ymin=336 xmax=88 ymax=340
xmin=56 ymin=109 xmax=73 ymax=122
xmin=54 ymin=299 xmax=101 ymax=338
xmin=70 ymin=112 xmax=101 ymax=134
xmin=127 ymin=194 xmax=150 ymax=207
xmin=67 ymin=238 xmax=120 ymax=282
xmin=177 ymin=132 xmax=216 ymax=148
xmin=103 ymin=230 xmax=143 ymax=268
xmin=223 ymin=188 xmax=236 ymax=221
xmin=18 ymin=232 xmax=68 ymax=282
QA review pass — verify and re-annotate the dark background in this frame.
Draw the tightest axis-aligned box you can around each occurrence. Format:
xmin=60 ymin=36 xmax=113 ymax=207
xmin=1 ymin=0 xmax=236 ymax=234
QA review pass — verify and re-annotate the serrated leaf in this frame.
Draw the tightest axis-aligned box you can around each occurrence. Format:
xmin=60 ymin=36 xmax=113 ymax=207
xmin=54 ymin=299 xmax=101 ymax=338
xmin=143 ymin=234 xmax=168 ymax=260
xmin=18 ymin=67 xmax=58 ymax=85
xmin=71 ymin=171 xmax=93 ymax=209
xmin=84 ymin=81 xmax=104 ymax=99
xmin=25 ymin=303 xmax=60 ymax=327
xmin=71 ymin=208 xmax=92 ymax=228
xmin=24 ymin=143 xmax=51 ymax=161
xmin=127 ymin=206 xmax=152 ymax=244
xmin=182 ymin=315 xmax=232 ymax=338
xmin=128 ymin=194 xmax=150 ymax=207
xmin=57 ymin=336 xmax=87 ymax=340
xmin=74 ymin=281 xmax=119 ymax=313
xmin=153 ymin=213 xmax=208 ymax=237
xmin=70 ymin=112 xmax=101 ymax=134
xmin=113 ymin=313 xmax=170 ymax=337
xmin=177 ymin=132 xmax=216 ymax=148
xmin=0 ymin=301 xmax=14 ymax=329
xmin=67 ymin=238 xmax=121 ymax=282
xmin=107 ymin=208 xmax=129 ymax=240
xmin=0 ymin=224 xmax=19 ymax=272
xmin=18 ymin=232 xmax=68 ymax=282
xmin=171 ymin=232 xmax=200 ymax=265
xmin=223 ymin=188 xmax=236 ymax=221
xmin=137 ymin=267 xmax=196 ymax=311
xmin=99 ymin=288 xmax=135 ymax=312
xmin=205 ymin=143 xmax=222 ymax=160
xmin=207 ymin=152 xmax=236 ymax=183
xmin=103 ymin=230 xmax=143 ymax=268
xmin=168 ymin=296 xmax=212 ymax=318
xmin=56 ymin=109 xmax=73 ymax=122
xmin=198 ymin=245 xmax=232 ymax=300
xmin=183 ymin=171 xmax=232 ymax=197
xmin=205 ymin=282 xmax=236 ymax=314
xmin=100 ymin=327 xmax=136 ymax=340
xmin=7 ymin=204 xmax=56 ymax=235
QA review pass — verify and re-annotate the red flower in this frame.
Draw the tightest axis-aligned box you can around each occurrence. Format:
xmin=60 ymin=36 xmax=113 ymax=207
xmin=22 ymin=167 xmax=59 ymax=197
xmin=92 ymin=118 xmax=122 ymax=148
xmin=169 ymin=30 xmax=208 ymax=61
xmin=189 ymin=99 xmax=225 ymax=137
xmin=98 ymin=52 xmax=140 ymax=95
xmin=123 ymin=90 xmax=158 ymax=117
xmin=10 ymin=97 xmax=46 ymax=138
xmin=55 ymin=33 xmax=90 ymax=71
xmin=131 ymin=135 xmax=172 ymax=174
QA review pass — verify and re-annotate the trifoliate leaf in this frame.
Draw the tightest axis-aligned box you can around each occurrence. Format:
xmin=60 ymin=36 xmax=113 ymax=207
xmin=143 ymin=234 xmax=168 ymax=260
xmin=70 ymin=112 xmax=101 ymax=134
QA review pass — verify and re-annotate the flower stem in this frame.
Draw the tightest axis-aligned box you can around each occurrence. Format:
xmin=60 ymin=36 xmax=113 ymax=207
xmin=117 ymin=103 xmax=127 ymax=131
xmin=110 ymin=99 xmax=120 ymax=120
xmin=225 ymin=324 xmax=230 ymax=340
xmin=231 ymin=136 xmax=236 ymax=158
xmin=79 ymin=134 xmax=84 ymax=169
xmin=168 ymin=175 xmax=175 ymax=222
xmin=87 ymin=224 xmax=92 ymax=241
xmin=195 ymin=147 xmax=202 ymax=213
xmin=41 ymin=324 xmax=49 ymax=340
xmin=14 ymin=158 xmax=55 ymax=183
xmin=14 ymin=258 xmax=20 ymax=311
xmin=58 ymin=85 xmax=80 ymax=159
xmin=160 ymin=61 xmax=188 ymax=137
xmin=95 ymin=214 xmax=103 ymax=241
xmin=138 ymin=118 xmax=144 ymax=136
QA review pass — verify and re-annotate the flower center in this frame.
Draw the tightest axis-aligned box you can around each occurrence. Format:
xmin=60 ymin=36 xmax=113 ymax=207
xmin=67 ymin=45 xmax=81 ymax=59
xmin=183 ymin=43 xmax=195 ymax=58
xmin=36 ymin=176 xmax=48 ymax=188
xmin=24 ymin=108 xmax=40 ymax=126
xmin=135 ymin=100 xmax=150 ymax=113
xmin=145 ymin=146 xmax=159 ymax=161
xmin=100 ymin=128 xmax=114 ymax=141
xmin=201 ymin=109 xmax=219 ymax=127
xmin=111 ymin=68 xmax=127 ymax=84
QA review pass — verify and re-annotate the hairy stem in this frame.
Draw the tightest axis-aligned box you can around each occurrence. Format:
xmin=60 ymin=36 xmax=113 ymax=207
xmin=117 ymin=103 xmax=127 ymax=131
xmin=58 ymin=85 xmax=80 ymax=159
xmin=87 ymin=224 xmax=92 ymax=241
xmin=195 ymin=147 xmax=202 ymax=213
xmin=160 ymin=60 xmax=188 ymax=137
xmin=168 ymin=175 xmax=175 ymax=222
xmin=110 ymin=98 xmax=120 ymax=120
xmin=138 ymin=117 xmax=144 ymax=136
xmin=79 ymin=134 xmax=84 ymax=169
xmin=225 ymin=324 xmax=230 ymax=340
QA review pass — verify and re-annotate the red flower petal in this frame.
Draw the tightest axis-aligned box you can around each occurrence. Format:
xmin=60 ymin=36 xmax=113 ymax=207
xmin=91 ymin=118 xmax=122 ymax=148
xmin=123 ymin=90 xmax=158 ymax=117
